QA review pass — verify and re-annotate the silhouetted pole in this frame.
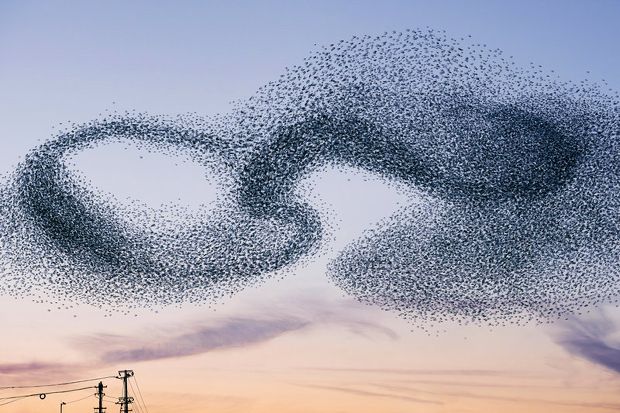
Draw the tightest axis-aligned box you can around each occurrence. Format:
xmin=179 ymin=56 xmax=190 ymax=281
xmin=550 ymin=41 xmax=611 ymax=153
xmin=117 ymin=370 xmax=134 ymax=413
xmin=95 ymin=381 xmax=106 ymax=413
xmin=60 ymin=401 xmax=66 ymax=413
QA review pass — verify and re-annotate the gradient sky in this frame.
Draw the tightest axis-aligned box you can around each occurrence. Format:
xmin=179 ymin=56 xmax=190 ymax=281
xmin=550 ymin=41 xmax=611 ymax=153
xmin=1 ymin=1 xmax=620 ymax=412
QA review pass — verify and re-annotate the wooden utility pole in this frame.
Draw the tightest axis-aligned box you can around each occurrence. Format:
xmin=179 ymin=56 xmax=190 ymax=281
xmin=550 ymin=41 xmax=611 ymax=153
xmin=94 ymin=381 xmax=107 ymax=413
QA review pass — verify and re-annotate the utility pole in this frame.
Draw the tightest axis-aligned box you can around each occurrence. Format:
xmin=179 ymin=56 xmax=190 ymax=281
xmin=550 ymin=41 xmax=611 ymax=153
xmin=94 ymin=381 xmax=107 ymax=413
xmin=117 ymin=370 xmax=134 ymax=413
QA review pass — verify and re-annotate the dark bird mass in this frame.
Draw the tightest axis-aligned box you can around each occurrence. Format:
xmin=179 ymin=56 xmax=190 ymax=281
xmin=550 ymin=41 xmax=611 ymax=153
xmin=1 ymin=29 xmax=619 ymax=325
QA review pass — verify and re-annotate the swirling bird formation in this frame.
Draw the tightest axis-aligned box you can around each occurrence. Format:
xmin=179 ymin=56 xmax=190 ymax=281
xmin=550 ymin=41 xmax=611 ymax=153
xmin=1 ymin=29 xmax=619 ymax=325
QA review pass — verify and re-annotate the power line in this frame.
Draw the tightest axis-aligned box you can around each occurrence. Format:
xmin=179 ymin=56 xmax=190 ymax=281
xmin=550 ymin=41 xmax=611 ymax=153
xmin=0 ymin=397 xmax=28 ymax=407
xmin=128 ymin=380 xmax=144 ymax=413
xmin=64 ymin=393 xmax=94 ymax=405
xmin=0 ymin=385 xmax=95 ymax=402
xmin=0 ymin=376 xmax=117 ymax=390
xmin=132 ymin=375 xmax=150 ymax=413
xmin=0 ymin=370 xmax=144 ymax=412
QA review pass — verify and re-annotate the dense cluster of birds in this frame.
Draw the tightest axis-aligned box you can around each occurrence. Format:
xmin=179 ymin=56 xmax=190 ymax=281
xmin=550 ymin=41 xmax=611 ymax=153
xmin=1 ymin=29 xmax=619 ymax=325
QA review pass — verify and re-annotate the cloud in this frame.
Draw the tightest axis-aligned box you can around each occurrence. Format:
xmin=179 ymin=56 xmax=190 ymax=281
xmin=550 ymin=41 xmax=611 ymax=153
xmin=0 ymin=362 xmax=59 ymax=375
xmin=285 ymin=295 xmax=399 ymax=340
xmin=0 ymin=315 xmax=311 ymax=385
xmin=300 ymin=367 xmax=532 ymax=377
xmin=297 ymin=381 xmax=620 ymax=411
xmin=297 ymin=383 xmax=441 ymax=405
xmin=97 ymin=316 xmax=310 ymax=363
xmin=0 ymin=295 xmax=397 ymax=379
xmin=72 ymin=296 xmax=397 ymax=364
xmin=0 ymin=362 xmax=81 ymax=387
xmin=554 ymin=311 xmax=620 ymax=374
xmin=373 ymin=382 xmax=620 ymax=411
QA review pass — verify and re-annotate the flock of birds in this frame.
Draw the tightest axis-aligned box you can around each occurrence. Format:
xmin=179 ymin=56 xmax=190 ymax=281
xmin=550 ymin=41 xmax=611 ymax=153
xmin=1 ymin=29 xmax=619 ymax=325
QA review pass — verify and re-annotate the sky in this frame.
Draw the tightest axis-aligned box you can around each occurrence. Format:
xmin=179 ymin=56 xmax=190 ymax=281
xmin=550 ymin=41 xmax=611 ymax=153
xmin=1 ymin=1 xmax=620 ymax=412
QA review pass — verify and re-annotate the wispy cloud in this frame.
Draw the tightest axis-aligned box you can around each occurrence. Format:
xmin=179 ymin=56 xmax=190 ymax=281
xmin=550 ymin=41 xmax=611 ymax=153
xmin=276 ymin=295 xmax=399 ymax=340
xmin=97 ymin=316 xmax=310 ymax=363
xmin=300 ymin=367 xmax=534 ymax=377
xmin=72 ymin=296 xmax=397 ymax=364
xmin=0 ymin=295 xmax=398 ymax=381
xmin=0 ymin=315 xmax=311 ymax=385
xmin=297 ymin=381 xmax=620 ymax=410
xmin=297 ymin=383 xmax=441 ymax=405
xmin=0 ymin=362 xmax=80 ymax=387
xmin=373 ymin=382 xmax=620 ymax=411
xmin=554 ymin=311 xmax=620 ymax=375
xmin=0 ymin=362 xmax=59 ymax=375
